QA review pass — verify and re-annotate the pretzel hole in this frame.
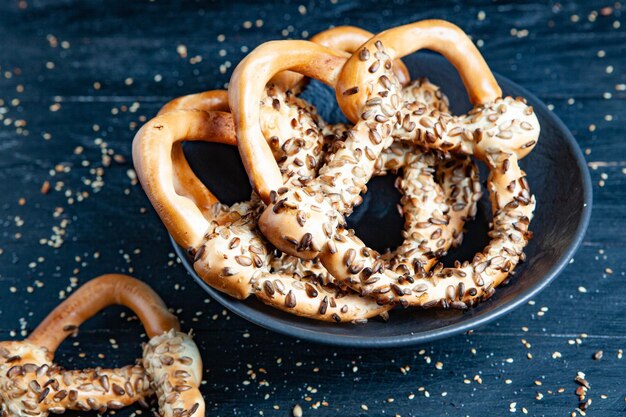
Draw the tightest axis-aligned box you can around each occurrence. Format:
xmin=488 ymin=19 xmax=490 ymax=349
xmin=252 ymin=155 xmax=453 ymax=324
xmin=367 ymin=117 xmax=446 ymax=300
xmin=182 ymin=141 xmax=252 ymax=204
xmin=51 ymin=305 xmax=146 ymax=370
xmin=299 ymin=79 xmax=347 ymax=125
xmin=347 ymin=175 xmax=403 ymax=253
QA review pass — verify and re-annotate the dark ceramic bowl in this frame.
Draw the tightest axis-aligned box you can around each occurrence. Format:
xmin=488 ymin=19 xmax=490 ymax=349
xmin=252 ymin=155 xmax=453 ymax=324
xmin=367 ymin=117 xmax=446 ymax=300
xmin=172 ymin=53 xmax=592 ymax=348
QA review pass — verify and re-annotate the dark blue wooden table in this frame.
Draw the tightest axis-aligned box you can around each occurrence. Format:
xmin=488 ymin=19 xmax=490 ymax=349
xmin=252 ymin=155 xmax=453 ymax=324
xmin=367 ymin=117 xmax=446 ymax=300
xmin=0 ymin=1 xmax=624 ymax=416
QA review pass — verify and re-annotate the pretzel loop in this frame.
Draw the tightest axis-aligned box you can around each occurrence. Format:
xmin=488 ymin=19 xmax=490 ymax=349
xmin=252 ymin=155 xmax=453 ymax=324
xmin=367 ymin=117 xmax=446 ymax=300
xmin=27 ymin=274 xmax=180 ymax=353
xmin=336 ymin=19 xmax=501 ymax=123
xmin=229 ymin=41 xmax=349 ymax=202
xmin=273 ymin=26 xmax=411 ymax=91
xmin=337 ymin=19 xmax=539 ymax=160
xmin=132 ymin=108 xmax=235 ymax=249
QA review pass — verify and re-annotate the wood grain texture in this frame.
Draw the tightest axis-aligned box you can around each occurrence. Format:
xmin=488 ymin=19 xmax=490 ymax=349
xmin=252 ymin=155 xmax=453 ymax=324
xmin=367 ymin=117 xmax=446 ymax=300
xmin=0 ymin=0 xmax=624 ymax=416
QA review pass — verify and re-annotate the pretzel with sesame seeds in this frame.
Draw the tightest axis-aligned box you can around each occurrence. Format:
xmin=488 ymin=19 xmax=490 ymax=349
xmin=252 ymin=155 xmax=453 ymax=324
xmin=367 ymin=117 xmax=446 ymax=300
xmin=0 ymin=274 xmax=204 ymax=417
xmin=231 ymin=19 xmax=538 ymax=309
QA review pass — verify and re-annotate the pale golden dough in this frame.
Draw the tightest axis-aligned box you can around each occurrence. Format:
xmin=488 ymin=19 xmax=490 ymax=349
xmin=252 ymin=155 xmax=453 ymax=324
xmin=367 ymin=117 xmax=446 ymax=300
xmin=336 ymin=19 xmax=501 ymax=122
xmin=27 ymin=274 xmax=180 ymax=350
xmin=133 ymin=109 xmax=234 ymax=249
xmin=273 ymin=25 xmax=411 ymax=91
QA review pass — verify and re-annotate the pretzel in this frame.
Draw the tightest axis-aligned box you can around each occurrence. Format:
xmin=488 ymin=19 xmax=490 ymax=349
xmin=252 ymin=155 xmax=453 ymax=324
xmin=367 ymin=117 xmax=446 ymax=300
xmin=230 ymin=19 xmax=538 ymax=308
xmin=1 ymin=274 xmax=203 ymax=417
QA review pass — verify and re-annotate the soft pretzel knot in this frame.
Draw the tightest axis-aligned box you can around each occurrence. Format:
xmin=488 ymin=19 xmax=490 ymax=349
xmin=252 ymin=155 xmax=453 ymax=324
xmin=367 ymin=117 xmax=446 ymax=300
xmin=0 ymin=275 xmax=203 ymax=417
xmin=231 ymin=19 xmax=539 ymax=308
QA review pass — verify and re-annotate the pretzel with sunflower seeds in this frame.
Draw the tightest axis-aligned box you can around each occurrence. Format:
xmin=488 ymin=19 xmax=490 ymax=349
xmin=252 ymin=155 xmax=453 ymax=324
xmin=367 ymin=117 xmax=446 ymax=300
xmin=0 ymin=274 xmax=203 ymax=417
xmin=231 ymin=19 xmax=538 ymax=308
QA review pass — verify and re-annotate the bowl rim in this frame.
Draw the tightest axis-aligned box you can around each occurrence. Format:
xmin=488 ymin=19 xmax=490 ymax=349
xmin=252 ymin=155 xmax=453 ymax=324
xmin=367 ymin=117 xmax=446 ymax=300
xmin=171 ymin=67 xmax=593 ymax=349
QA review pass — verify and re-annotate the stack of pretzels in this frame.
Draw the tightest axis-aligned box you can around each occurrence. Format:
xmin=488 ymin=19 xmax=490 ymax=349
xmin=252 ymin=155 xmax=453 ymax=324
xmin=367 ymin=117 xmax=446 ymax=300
xmin=133 ymin=20 xmax=539 ymax=324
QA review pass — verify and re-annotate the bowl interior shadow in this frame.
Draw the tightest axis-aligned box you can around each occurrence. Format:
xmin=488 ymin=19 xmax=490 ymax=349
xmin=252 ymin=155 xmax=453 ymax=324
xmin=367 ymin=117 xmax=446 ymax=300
xmin=175 ymin=53 xmax=591 ymax=347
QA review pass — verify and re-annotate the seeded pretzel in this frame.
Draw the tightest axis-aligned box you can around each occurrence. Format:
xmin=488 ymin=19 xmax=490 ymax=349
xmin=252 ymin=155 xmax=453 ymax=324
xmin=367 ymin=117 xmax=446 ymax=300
xmin=322 ymin=78 xmax=480 ymax=275
xmin=230 ymin=19 xmax=539 ymax=308
xmin=0 ymin=274 xmax=203 ymax=417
